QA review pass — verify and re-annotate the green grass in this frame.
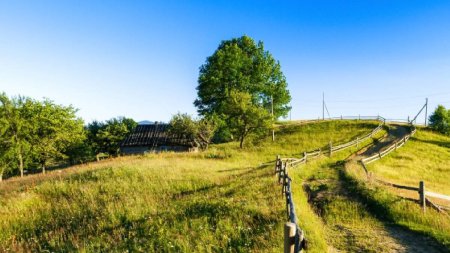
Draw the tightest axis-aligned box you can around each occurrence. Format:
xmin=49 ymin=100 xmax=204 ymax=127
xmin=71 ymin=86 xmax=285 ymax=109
xmin=0 ymin=120 xmax=379 ymax=252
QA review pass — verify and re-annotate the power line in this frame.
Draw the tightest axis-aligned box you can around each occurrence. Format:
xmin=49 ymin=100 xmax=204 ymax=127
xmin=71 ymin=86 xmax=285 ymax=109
xmin=326 ymin=91 xmax=450 ymax=103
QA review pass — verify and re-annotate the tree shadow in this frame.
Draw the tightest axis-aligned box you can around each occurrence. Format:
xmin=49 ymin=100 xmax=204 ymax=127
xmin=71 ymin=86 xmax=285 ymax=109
xmin=411 ymin=137 xmax=450 ymax=149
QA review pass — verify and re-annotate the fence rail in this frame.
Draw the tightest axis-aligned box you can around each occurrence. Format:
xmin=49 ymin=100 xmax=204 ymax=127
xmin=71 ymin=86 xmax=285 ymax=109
xmin=361 ymin=126 xmax=416 ymax=165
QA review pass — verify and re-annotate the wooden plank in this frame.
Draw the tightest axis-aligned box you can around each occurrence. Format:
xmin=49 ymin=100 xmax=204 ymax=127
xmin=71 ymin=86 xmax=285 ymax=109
xmin=375 ymin=179 xmax=419 ymax=191
xmin=425 ymin=191 xmax=450 ymax=201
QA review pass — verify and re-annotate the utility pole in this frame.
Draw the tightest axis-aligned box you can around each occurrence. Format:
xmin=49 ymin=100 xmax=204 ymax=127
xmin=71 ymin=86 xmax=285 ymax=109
xmin=322 ymin=92 xmax=325 ymax=120
xmin=271 ymin=95 xmax=275 ymax=141
xmin=425 ymin=98 xmax=428 ymax=126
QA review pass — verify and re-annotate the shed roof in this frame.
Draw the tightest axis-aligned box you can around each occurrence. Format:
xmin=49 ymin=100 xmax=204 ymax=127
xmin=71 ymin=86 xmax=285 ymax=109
xmin=121 ymin=123 xmax=195 ymax=148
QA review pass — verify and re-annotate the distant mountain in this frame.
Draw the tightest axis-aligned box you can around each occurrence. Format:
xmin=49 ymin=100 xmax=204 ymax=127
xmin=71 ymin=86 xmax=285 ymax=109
xmin=138 ymin=120 xmax=154 ymax=125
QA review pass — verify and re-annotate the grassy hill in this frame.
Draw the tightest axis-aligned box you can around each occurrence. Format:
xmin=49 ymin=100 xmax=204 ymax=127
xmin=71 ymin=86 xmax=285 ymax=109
xmin=367 ymin=128 xmax=450 ymax=196
xmin=0 ymin=120 xmax=378 ymax=252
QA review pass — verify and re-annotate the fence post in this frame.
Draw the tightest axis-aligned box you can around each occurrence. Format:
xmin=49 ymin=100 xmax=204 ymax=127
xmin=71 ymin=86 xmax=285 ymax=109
xmin=286 ymin=187 xmax=290 ymax=217
xmin=419 ymin=181 xmax=426 ymax=212
xmin=278 ymin=162 xmax=283 ymax=183
xmin=340 ymin=115 xmax=343 ymax=120
xmin=303 ymin=152 xmax=307 ymax=163
xmin=284 ymin=222 xmax=296 ymax=253
xmin=358 ymin=114 xmax=360 ymax=120
xmin=329 ymin=141 xmax=332 ymax=157
xmin=275 ymin=155 xmax=280 ymax=173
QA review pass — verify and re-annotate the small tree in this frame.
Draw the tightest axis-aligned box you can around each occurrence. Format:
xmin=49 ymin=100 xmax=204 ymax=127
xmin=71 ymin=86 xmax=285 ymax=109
xmin=223 ymin=91 xmax=271 ymax=148
xmin=0 ymin=93 xmax=32 ymax=177
xmin=29 ymin=99 xmax=85 ymax=174
xmin=429 ymin=105 xmax=450 ymax=135
xmin=169 ymin=113 xmax=216 ymax=150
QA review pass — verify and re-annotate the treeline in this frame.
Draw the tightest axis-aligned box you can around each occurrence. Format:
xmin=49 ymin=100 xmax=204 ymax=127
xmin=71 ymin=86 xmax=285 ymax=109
xmin=0 ymin=92 xmax=136 ymax=181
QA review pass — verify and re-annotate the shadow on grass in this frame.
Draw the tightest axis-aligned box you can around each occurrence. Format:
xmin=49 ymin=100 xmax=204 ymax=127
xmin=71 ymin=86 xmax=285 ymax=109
xmin=411 ymin=137 xmax=450 ymax=149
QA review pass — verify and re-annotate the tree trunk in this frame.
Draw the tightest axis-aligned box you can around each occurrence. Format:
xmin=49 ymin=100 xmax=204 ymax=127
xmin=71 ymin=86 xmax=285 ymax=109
xmin=239 ymin=128 xmax=249 ymax=149
xmin=239 ymin=135 xmax=245 ymax=149
xmin=18 ymin=151 xmax=24 ymax=177
xmin=0 ymin=173 xmax=3 ymax=182
xmin=42 ymin=164 xmax=46 ymax=174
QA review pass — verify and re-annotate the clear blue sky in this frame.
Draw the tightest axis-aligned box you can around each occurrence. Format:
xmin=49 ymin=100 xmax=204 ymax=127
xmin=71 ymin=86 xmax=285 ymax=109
xmin=1 ymin=0 xmax=449 ymax=124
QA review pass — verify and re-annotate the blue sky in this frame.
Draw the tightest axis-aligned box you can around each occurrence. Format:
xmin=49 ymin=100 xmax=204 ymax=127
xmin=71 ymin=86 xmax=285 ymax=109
xmin=1 ymin=1 xmax=449 ymax=124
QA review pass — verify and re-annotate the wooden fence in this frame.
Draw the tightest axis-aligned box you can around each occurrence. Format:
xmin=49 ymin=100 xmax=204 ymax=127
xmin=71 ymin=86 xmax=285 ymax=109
xmin=275 ymin=156 xmax=306 ymax=253
xmin=375 ymin=179 xmax=450 ymax=213
xmin=361 ymin=125 xmax=416 ymax=165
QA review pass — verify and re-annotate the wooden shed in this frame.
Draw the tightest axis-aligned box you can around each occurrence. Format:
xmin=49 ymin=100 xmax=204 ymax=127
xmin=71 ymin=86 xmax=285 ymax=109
xmin=120 ymin=122 xmax=197 ymax=154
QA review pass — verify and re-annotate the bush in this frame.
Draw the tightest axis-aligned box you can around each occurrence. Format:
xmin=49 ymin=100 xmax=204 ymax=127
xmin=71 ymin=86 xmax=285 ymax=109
xmin=429 ymin=105 xmax=450 ymax=135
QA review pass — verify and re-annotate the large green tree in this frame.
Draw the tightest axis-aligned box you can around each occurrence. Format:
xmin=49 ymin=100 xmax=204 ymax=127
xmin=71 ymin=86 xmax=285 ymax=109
xmin=194 ymin=35 xmax=291 ymax=147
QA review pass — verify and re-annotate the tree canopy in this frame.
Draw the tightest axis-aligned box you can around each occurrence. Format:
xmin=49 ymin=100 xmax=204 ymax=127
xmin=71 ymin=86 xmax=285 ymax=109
xmin=0 ymin=91 xmax=139 ymax=180
xmin=0 ymin=93 xmax=85 ymax=178
xmin=194 ymin=35 xmax=291 ymax=147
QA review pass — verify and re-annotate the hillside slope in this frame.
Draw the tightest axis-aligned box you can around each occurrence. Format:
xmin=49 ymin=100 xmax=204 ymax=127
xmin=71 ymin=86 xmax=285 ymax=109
xmin=0 ymin=120 xmax=378 ymax=252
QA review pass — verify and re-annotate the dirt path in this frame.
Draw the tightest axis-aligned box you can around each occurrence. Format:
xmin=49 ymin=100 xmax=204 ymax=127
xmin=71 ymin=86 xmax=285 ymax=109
xmin=304 ymin=124 xmax=448 ymax=252
xmin=353 ymin=124 xmax=408 ymax=160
